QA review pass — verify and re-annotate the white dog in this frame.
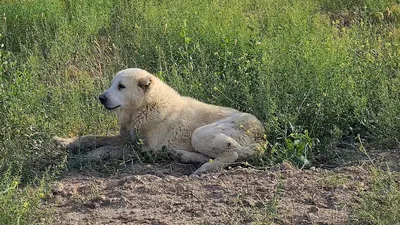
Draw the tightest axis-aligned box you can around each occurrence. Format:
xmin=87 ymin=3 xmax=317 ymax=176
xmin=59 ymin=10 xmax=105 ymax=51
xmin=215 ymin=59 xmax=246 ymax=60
xmin=54 ymin=68 xmax=265 ymax=174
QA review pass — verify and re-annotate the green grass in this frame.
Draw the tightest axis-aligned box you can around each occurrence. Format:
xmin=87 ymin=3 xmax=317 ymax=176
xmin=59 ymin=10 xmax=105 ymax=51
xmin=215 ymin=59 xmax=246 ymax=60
xmin=1 ymin=0 xmax=400 ymax=223
xmin=353 ymin=166 xmax=400 ymax=225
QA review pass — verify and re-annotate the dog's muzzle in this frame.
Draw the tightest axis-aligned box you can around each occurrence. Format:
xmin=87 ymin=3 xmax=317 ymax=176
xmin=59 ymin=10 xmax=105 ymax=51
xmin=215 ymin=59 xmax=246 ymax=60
xmin=99 ymin=94 xmax=120 ymax=110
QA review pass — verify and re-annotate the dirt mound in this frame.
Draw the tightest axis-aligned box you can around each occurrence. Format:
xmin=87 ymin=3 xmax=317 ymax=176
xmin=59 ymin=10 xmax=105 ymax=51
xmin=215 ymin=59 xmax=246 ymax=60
xmin=42 ymin=162 xmax=372 ymax=225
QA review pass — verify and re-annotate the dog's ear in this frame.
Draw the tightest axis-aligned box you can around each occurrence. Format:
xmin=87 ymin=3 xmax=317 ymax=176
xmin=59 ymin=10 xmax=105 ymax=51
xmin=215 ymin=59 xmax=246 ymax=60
xmin=138 ymin=75 xmax=152 ymax=90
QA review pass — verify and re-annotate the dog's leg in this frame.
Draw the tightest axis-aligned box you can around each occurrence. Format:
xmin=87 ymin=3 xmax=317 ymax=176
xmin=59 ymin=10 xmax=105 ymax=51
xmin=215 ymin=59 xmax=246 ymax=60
xmin=53 ymin=135 xmax=125 ymax=153
xmin=193 ymin=151 xmax=238 ymax=175
xmin=192 ymin=133 xmax=246 ymax=175
xmin=173 ymin=150 xmax=210 ymax=163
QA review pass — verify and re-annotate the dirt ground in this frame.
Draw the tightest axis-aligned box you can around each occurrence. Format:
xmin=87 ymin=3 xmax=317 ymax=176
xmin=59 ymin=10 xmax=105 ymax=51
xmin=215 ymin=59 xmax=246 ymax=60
xmin=41 ymin=147 xmax=400 ymax=225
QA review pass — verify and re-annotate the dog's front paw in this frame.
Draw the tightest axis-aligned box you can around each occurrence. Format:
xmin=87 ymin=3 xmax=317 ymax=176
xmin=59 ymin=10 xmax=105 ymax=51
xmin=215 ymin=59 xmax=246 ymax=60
xmin=52 ymin=136 xmax=78 ymax=149
xmin=171 ymin=149 xmax=184 ymax=159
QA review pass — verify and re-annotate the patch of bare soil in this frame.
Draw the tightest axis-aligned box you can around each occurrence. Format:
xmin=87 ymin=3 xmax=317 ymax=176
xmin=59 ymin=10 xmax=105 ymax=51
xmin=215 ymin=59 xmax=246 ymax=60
xmin=41 ymin=160 xmax=377 ymax=225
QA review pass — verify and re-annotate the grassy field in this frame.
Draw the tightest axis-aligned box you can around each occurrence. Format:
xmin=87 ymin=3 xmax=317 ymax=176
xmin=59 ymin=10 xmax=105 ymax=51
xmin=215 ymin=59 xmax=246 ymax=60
xmin=1 ymin=0 xmax=400 ymax=224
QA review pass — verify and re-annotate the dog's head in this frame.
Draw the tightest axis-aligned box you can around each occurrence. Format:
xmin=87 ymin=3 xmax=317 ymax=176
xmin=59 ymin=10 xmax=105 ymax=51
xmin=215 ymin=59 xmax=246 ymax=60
xmin=99 ymin=68 xmax=153 ymax=111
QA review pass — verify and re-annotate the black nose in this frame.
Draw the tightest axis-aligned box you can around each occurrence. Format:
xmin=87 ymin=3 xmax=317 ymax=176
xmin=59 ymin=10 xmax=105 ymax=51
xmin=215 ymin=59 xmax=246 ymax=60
xmin=99 ymin=94 xmax=107 ymax=104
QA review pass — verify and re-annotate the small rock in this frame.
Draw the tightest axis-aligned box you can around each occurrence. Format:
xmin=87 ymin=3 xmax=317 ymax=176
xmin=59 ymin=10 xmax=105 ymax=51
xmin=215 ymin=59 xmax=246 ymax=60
xmin=60 ymin=190 xmax=68 ymax=197
xmin=122 ymin=182 xmax=134 ymax=190
xmin=53 ymin=195 xmax=64 ymax=204
xmin=93 ymin=195 xmax=107 ymax=202
xmin=175 ymin=183 xmax=187 ymax=193
xmin=124 ymin=175 xmax=145 ymax=184
xmin=51 ymin=182 xmax=64 ymax=195
xmin=308 ymin=206 xmax=319 ymax=213
xmin=280 ymin=161 xmax=294 ymax=171
xmin=67 ymin=186 xmax=78 ymax=196
xmin=107 ymin=197 xmax=121 ymax=204
xmin=94 ymin=179 xmax=103 ymax=185
xmin=211 ymin=209 xmax=223 ymax=216
xmin=106 ymin=180 xmax=121 ymax=189
xmin=43 ymin=192 xmax=54 ymax=200
xmin=84 ymin=200 xmax=100 ymax=209
xmin=163 ymin=175 xmax=178 ymax=182
xmin=243 ymin=197 xmax=257 ymax=207
xmin=281 ymin=169 xmax=294 ymax=177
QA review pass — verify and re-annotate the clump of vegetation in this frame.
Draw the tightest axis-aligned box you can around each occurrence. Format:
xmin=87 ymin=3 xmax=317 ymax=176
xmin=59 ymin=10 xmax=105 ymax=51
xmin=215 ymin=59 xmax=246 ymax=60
xmin=0 ymin=168 xmax=49 ymax=224
xmin=352 ymin=165 xmax=400 ymax=225
xmin=2 ymin=0 xmax=400 ymax=223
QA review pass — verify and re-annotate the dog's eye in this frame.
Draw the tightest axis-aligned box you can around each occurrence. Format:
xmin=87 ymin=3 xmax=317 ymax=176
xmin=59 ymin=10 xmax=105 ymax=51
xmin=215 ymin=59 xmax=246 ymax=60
xmin=118 ymin=84 xmax=125 ymax=90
